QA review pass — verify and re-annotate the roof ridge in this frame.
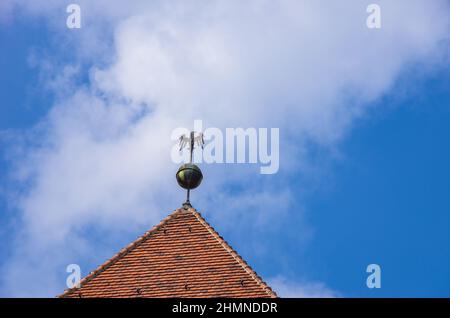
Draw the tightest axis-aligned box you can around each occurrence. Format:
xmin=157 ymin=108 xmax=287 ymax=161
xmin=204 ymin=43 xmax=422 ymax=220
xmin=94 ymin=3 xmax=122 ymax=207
xmin=60 ymin=208 xmax=184 ymax=297
xmin=189 ymin=208 xmax=277 ymax=298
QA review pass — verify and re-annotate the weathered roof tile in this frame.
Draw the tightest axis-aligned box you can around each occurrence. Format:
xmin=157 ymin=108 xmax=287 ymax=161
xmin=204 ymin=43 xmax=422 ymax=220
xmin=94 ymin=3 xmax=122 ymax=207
xmin=60 ymin=207 xmax=276 ymax=298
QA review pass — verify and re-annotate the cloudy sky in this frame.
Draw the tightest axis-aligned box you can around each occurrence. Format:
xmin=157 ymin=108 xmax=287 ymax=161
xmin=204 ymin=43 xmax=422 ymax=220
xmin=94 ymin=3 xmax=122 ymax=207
xmin=0 ymin=0 xmax=449 ymax=297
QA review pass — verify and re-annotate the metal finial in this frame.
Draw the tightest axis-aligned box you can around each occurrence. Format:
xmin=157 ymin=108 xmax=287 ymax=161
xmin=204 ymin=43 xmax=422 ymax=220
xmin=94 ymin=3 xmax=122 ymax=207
xmin=176 ymin=131 xmax=204 ymax=206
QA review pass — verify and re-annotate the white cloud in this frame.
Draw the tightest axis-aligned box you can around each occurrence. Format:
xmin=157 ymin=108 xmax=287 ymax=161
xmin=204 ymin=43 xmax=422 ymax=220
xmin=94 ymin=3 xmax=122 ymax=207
xmin=269 ymin=276 xmax=340 ymax=298
xmin=0 ymin=0 xmax=449 ymax=296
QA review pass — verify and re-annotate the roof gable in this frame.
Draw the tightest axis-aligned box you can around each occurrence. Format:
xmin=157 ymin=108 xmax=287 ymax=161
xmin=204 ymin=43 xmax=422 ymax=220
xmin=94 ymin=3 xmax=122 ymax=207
xmin=60 ymin=207 xmax=277 ymax=298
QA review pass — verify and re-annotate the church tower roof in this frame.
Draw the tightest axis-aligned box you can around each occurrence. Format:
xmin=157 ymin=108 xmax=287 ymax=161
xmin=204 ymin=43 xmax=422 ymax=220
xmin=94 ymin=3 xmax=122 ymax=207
xmin=60 ymin=206 xmax=277 ymax=298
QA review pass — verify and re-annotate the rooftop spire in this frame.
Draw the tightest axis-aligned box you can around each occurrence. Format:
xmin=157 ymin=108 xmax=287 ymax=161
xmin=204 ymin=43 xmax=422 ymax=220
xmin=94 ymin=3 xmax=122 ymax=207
xmin=176 ymin=131 xmax=204 ymax=207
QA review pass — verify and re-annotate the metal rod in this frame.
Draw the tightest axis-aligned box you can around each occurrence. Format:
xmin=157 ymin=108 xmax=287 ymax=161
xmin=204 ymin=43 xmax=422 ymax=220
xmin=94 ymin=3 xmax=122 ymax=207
xmin=189 ymin=131 xmax=194 ymax=163
xmin=186 ymin=131 xmax=195 ymax=205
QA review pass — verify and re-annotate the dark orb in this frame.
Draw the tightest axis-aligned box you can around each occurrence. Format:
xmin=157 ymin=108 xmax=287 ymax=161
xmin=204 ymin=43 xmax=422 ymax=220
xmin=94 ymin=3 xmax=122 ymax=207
xmin=176 ymin=163 xmax=203 ymax=190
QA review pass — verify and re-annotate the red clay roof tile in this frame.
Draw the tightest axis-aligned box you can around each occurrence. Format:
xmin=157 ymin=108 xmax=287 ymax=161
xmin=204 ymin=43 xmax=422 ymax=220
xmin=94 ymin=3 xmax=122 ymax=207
xmin=60 ymin=206 xmax=277 ymax=298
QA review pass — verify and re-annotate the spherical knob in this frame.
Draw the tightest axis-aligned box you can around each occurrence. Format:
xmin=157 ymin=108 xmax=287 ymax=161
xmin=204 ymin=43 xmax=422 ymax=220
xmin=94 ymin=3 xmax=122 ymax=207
xmin=176 ymin=163 xmax=203 ymax=190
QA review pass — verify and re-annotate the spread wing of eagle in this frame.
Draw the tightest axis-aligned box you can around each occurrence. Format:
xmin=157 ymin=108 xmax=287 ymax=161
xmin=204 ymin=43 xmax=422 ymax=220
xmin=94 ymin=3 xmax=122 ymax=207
xmin=178 ymin=132 xmax=204 ymax=151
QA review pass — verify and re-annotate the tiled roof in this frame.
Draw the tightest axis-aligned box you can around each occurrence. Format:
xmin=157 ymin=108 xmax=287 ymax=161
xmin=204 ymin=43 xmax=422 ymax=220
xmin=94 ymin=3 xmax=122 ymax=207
xmin=60 ymin=206 xmax=277 ymax=298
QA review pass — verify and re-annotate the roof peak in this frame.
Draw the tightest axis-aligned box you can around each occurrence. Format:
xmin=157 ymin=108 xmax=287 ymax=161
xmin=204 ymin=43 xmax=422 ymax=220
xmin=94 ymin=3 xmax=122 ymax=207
xmin=60 ymin=207 xmax=276 ymax=298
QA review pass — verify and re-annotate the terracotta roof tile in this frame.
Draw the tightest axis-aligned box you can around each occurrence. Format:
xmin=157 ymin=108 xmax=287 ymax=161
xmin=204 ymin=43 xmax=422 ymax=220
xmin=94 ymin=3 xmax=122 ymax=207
xmin=60 ymin=207 xmax=277 ymax=298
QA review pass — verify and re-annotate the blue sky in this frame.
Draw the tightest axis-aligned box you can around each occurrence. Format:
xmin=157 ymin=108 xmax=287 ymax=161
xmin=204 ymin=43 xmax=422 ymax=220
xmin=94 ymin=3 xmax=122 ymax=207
xmin=0 ymin=1 xmax=449 ymax=297
xmin=304 ymin=72 xmax=450 ymax=297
